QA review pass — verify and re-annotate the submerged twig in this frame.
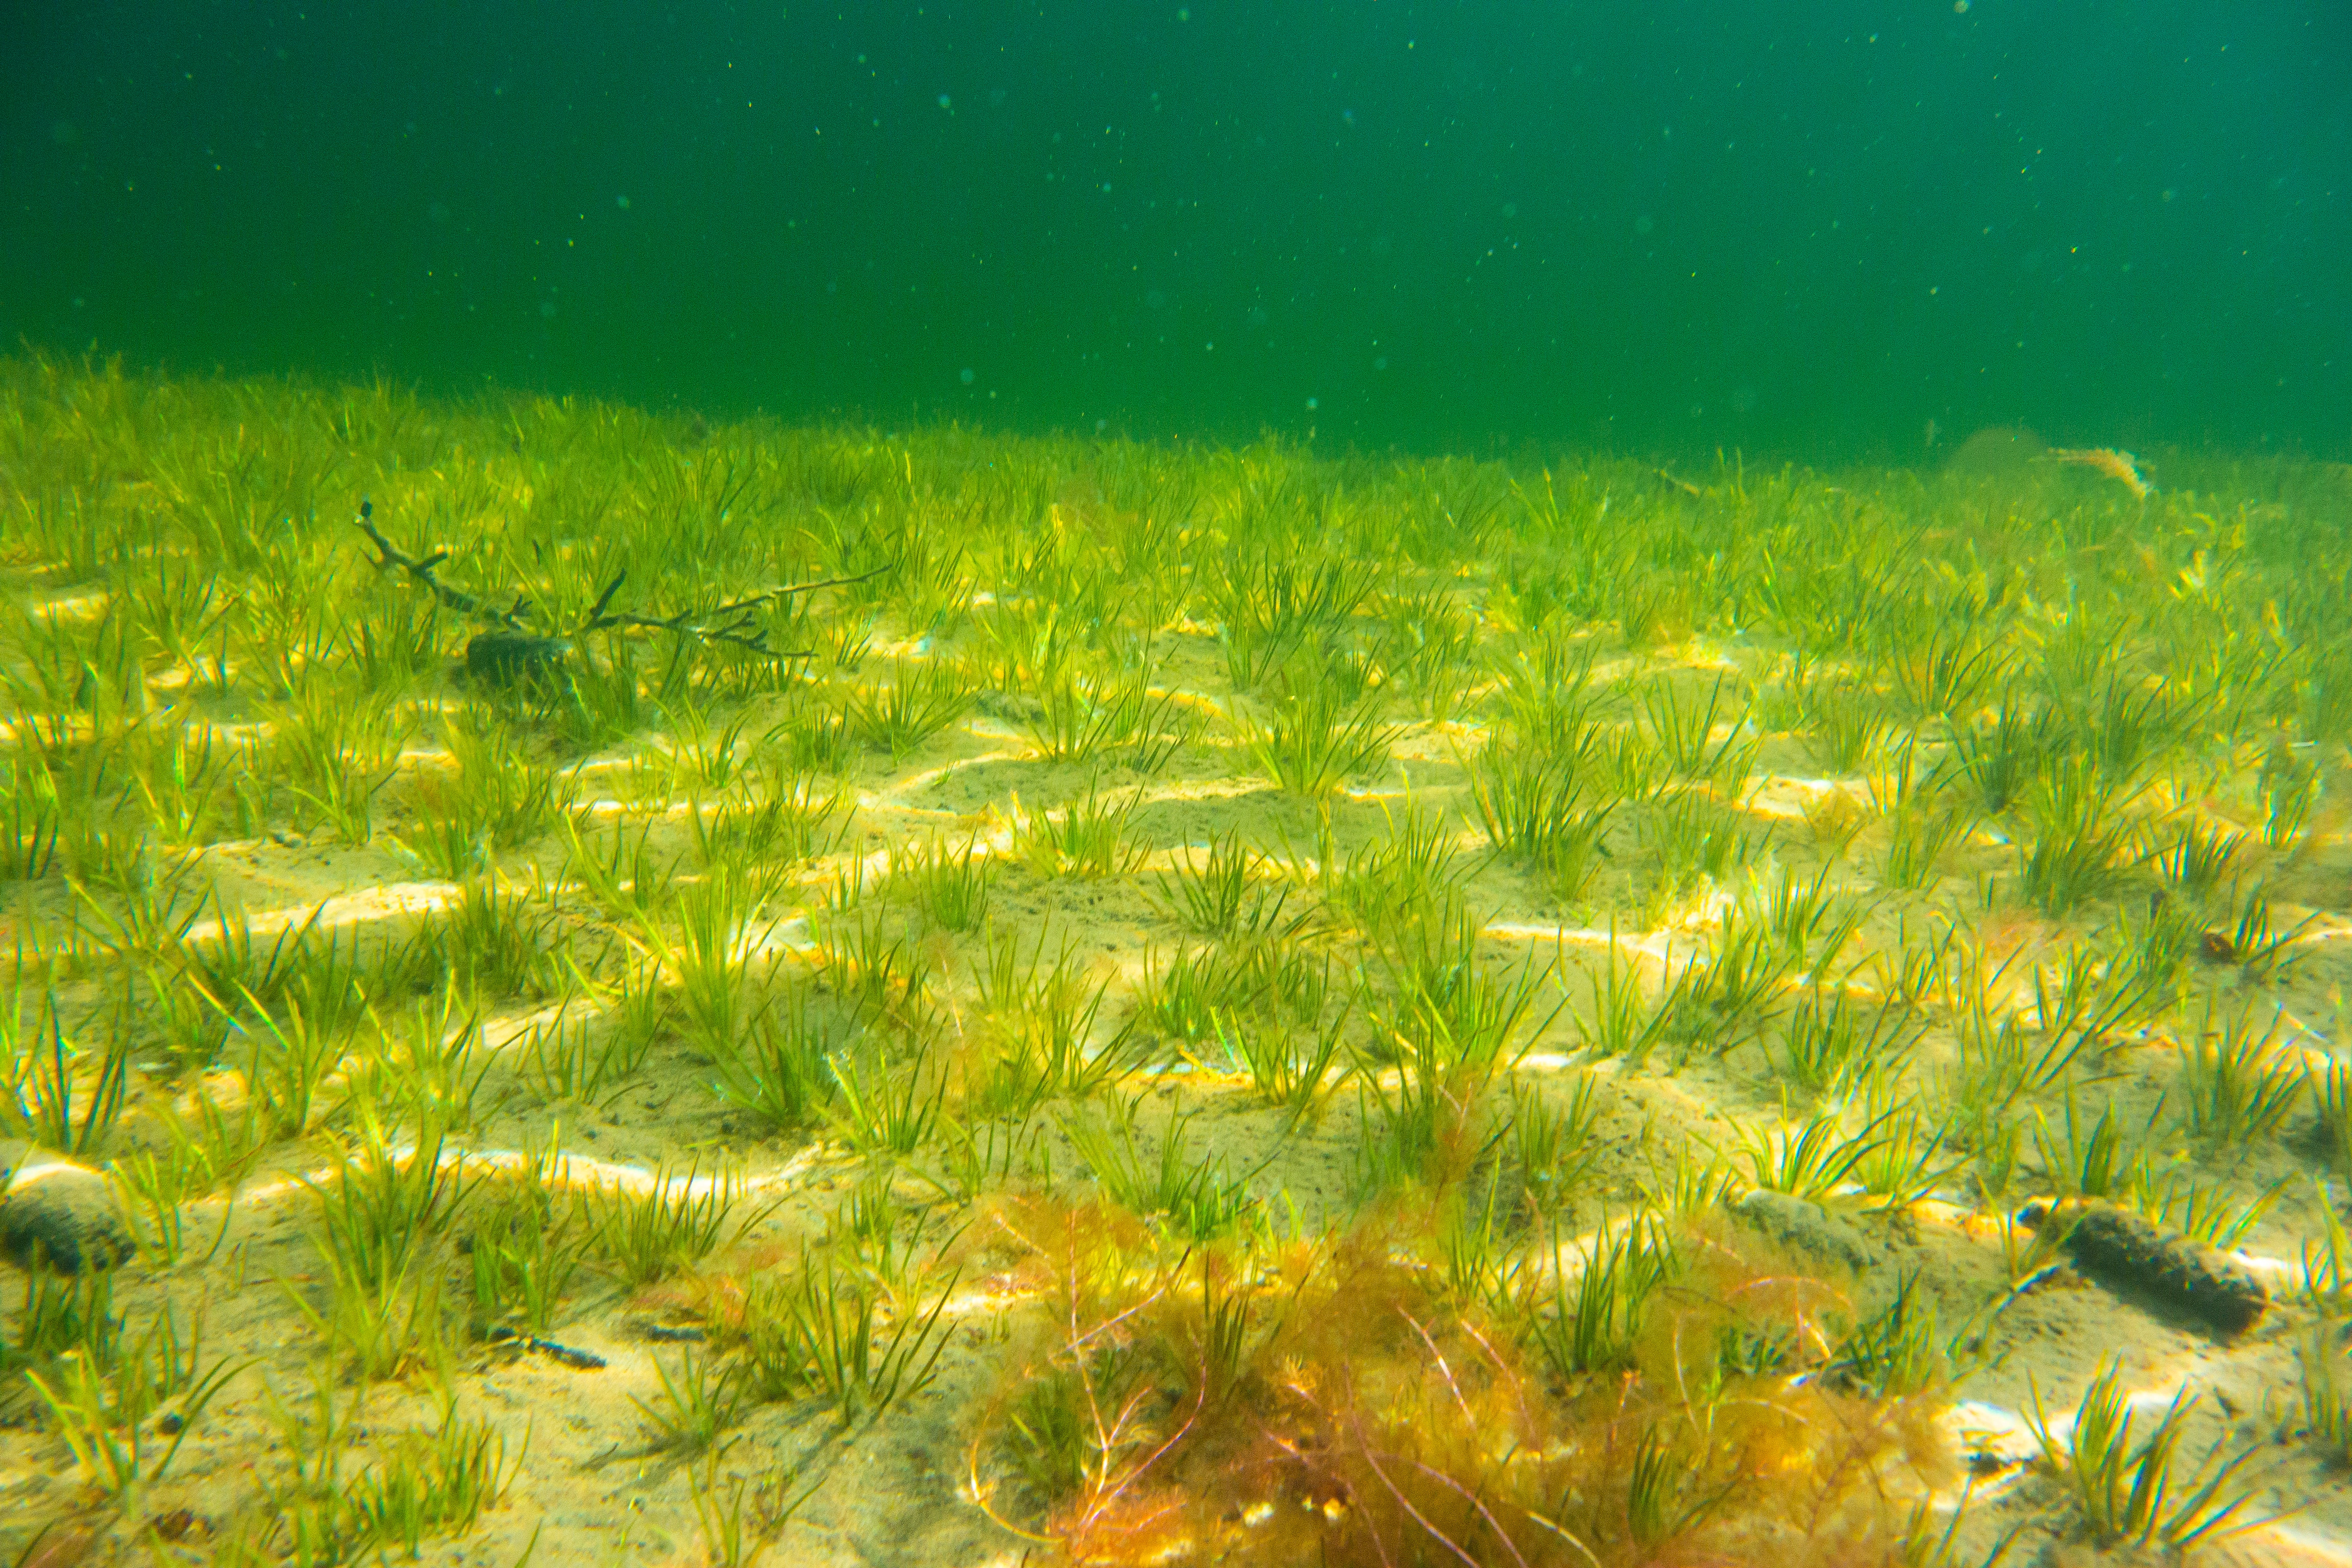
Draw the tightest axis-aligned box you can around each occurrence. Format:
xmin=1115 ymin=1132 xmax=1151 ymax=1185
xmin=573 ymin=561 xmax=891 ymax=656
xmin=353 ymin=497 xmax=896 ymax=656
xmin=355 ymin=500 xmax=525 ymax=628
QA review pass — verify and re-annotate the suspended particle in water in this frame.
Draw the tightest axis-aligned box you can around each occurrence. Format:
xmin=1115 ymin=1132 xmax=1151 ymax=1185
xmin=1305 ymin=397 xmax=1319 ymax=410
xmin=938 ymin=94 xmax=952 ymax=109
xmin=960 ymin=367 xmax=976 ymax=385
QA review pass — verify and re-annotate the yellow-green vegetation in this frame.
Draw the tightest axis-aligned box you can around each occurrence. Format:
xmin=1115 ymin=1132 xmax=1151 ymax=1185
xmin=6 ymin=355 xmax=2352 ymax=1563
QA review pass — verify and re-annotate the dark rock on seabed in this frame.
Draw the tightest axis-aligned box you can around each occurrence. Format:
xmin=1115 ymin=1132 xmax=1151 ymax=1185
xmin=1731 ymin=1188 xmax=1875 ymax=1274
xmin=0 ymin=1139 xmax=135 ymax=1274
xmin=2026 ymin=1198 xmax=2269 ymax=1335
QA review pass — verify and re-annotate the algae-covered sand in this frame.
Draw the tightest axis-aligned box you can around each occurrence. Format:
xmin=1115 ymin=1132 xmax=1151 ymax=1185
xmin=4 ymin=360 xmax=2352 ymax=1565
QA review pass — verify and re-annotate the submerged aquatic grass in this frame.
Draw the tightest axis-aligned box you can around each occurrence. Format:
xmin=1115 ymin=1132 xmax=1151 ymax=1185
xmin=2 ymin=357 xmax=2348 ymax=1565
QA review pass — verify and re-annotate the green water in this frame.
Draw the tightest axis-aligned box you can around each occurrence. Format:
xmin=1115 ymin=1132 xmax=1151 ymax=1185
xmin=4 ymin=2 xmax=2346 ymax=459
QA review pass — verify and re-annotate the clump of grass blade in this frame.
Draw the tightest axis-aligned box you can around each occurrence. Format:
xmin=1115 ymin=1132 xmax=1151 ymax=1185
xmin=1243 ymin=680 xmax=1399 ymax=798
xmin=2174 ymin=996 xmax=2304 ymax=1146
xmin=2026 ymin=1356 xmax=2274 ymax=1552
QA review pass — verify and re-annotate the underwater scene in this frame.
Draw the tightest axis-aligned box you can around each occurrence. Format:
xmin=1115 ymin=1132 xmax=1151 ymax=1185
xmin=4 ymin=4 xmax=2352 ymax=1567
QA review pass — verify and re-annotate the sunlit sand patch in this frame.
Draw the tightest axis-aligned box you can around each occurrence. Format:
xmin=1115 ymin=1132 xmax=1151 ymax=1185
xmin=556 ymin=796 xmax=640 ymax=825
xmin=935 ymin=1278 xmax=1048 ymax=1321
xmin=205 ymin=1139 xmax=835 ymax=1209
xmin=745 ymin=912 xmax=823 ymax=958
xmin=862 ymin=745 xmax=1033 ymax=804
xmin=2249 ymin=1524 xmax=2352 ymax=1567
xmin=1331 ymin=780 xmax=1425 ymax=805
xmin=1745 ymin=771 xmax=1869 ymax=821
xmin=1937 ymin=1400 xmax=2041 ymax=1498
xmin=475 ymin=997 xmax=582 ymax=1056
xmin=176 ymin=880 xmax=463 ymax=943
xmin=960 ymin=716 xmax=1030 ymax=747
xmin=1483 ymin=918 xmax=1692 ymax=966
xmin=24 ymin=587 xmax=111 ymax=622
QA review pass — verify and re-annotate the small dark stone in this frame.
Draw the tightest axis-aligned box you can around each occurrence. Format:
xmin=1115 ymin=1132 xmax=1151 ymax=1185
xmin=0 ymin=1140 xmax=135 ymax=1274
xmin=464 ymin=632 xmax=574 ymax=690
xmin=2029 ymin=1199 xmax=2268 ymax=1334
